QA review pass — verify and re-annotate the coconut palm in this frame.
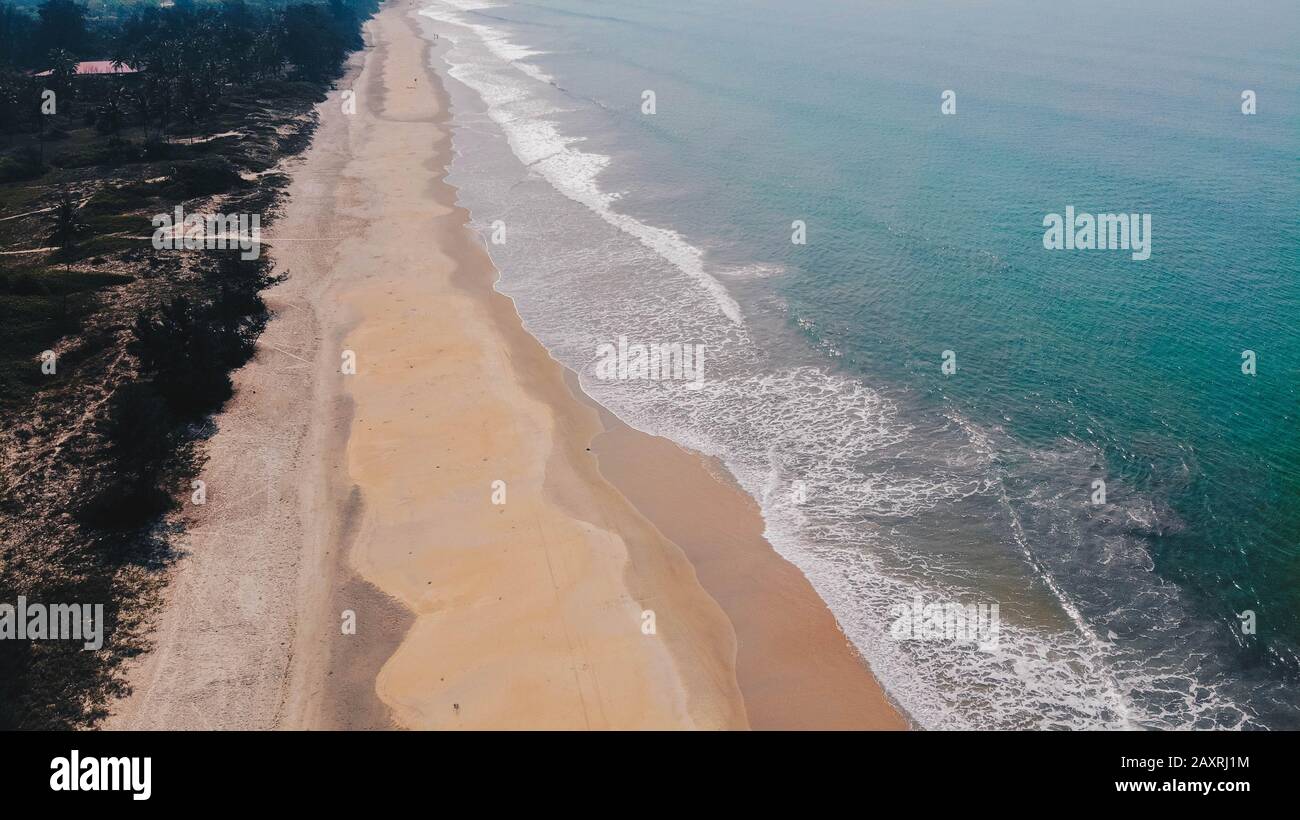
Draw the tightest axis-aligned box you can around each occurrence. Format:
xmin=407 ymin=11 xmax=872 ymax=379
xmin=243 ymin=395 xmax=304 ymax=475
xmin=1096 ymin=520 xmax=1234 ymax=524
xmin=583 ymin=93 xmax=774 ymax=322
xmin=44 ymin=47 xmax=76 ymax=113
xmin=48 ymin=187 xmax=86 ymax=248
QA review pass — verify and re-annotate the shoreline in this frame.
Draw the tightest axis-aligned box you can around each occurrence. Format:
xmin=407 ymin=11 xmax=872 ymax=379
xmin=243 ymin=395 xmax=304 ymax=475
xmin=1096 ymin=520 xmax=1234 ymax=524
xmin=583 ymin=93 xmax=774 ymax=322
xmin=587 ymin=400 xmax=908 ymax=729
xmin=340 ymin=3 xmax=745 ymax=730
xmin=109 ymin=1 xmax=907 ymax=730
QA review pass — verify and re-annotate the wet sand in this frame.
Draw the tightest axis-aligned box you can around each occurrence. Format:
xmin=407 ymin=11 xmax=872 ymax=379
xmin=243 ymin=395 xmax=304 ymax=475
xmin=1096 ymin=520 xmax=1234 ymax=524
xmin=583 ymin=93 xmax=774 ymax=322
xmin=109 ymin=1 xmax=906 ymax=731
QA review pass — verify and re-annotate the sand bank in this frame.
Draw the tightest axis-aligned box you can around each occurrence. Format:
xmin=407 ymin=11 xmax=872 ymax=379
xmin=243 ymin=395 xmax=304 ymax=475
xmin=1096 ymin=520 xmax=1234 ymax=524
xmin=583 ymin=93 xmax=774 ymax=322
xmin=109 ymin=1 xmax=905 ymax=731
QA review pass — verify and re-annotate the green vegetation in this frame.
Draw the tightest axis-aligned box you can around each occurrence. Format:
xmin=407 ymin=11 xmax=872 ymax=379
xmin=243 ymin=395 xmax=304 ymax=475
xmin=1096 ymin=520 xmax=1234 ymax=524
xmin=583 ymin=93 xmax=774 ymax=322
xmin=0 ymin=0 xmax=377 ymax=729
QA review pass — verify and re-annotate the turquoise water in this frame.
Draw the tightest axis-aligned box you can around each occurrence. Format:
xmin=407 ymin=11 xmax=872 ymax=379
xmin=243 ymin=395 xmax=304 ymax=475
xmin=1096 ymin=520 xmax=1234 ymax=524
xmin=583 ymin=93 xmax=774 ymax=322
xmin=421 ymin=0 xmax=1299 ymax=727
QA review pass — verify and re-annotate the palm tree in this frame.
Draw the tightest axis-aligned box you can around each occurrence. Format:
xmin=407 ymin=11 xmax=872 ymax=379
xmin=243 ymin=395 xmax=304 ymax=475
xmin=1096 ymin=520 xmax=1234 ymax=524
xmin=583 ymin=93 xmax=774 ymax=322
xmin=95 ymin=80 xmax=127 ymax=135
xmin=49 ymin=187 xmax=86 ymax=248
xmin=45 ymin=47 xmax=76 ymax=115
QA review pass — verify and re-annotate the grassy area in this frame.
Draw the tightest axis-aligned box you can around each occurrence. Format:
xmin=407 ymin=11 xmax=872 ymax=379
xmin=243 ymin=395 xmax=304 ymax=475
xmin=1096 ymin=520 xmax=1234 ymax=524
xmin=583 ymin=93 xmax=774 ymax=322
xmin=0 ymin=267 xmax=131 ymax=410
xmin=0 ymin=1 xmax=368 ymax=728
xmin=0 ymin=78 xmax=327 ymax=412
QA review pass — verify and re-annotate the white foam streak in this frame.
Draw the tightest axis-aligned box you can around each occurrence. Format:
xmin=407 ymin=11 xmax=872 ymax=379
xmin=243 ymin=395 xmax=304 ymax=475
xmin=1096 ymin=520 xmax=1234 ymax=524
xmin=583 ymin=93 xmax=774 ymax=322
xmin=420 ymin=2 xmax=744 ymax=326
xmin=416 ymin=0 xmax=1250 ymax=731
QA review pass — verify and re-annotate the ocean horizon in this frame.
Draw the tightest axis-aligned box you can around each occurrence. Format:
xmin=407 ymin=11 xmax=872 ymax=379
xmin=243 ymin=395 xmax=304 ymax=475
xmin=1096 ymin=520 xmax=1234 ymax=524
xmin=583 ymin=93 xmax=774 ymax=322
xmin=420 ymin=0 xmax=1300 ymax=729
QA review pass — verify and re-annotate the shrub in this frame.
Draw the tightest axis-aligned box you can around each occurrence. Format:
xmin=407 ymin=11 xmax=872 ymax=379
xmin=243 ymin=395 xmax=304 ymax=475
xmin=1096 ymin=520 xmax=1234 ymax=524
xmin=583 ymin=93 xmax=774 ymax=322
xmin=131 ymin=296 xmax=241 ymax=418
xmin=0 ymin=146 xmax=46 ymax=182
xmin=168 ymin=156 xmax=243 ymax=198
xmin=77 ymin=381 xmax=178 ymax=530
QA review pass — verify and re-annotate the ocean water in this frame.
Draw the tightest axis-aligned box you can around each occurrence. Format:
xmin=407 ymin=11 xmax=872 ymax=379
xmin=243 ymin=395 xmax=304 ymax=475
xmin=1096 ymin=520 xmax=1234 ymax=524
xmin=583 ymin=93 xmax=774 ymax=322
xmin=417 ymin=0 xmax=1300 ymax=729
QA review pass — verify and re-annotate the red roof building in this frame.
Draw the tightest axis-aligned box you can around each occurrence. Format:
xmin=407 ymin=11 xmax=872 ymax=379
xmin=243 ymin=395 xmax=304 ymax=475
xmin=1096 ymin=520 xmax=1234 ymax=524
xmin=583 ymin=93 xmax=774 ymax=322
xmin=34 ymin=61 xmax=139 ymax=78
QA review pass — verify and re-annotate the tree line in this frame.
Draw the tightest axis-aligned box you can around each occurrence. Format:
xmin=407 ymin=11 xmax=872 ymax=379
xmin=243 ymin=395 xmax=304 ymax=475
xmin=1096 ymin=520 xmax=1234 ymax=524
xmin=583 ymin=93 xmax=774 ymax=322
xmin=0 ymin=0 xmax=379 ymax=728
xmin=1 ymin=0 xmax=377 ymax=137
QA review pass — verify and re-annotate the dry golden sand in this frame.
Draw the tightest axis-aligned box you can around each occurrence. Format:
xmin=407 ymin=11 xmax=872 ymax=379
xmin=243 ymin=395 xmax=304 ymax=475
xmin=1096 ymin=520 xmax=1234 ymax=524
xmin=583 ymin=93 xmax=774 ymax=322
xmin=110 ymin=2 xmax=906 ymax=730
xmin=107 ymin=21 xmax=409 ymax=730
xmin=340 ymin=5 xmax=744 ymax=730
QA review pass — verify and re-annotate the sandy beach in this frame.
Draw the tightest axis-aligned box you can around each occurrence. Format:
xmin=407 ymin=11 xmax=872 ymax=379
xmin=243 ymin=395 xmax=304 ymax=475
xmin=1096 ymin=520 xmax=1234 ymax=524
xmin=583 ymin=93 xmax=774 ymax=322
xmin=108 ymin=1 xmax=906 ymax=731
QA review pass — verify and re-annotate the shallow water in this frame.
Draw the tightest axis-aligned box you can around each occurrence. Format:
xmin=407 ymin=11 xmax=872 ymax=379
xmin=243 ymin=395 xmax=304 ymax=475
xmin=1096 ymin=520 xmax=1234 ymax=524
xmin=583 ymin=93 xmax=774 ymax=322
xmin=418 ymin=0 xmax=1300 ymax=728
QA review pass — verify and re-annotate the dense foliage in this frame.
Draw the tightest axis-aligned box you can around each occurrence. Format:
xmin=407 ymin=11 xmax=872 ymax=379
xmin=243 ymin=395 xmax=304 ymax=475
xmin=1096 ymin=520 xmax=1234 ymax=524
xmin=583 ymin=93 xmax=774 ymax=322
xmin=0 ymin=0 xmax=377 ymax=729
xmin=1 ymin=0 xmax=379 ymax=137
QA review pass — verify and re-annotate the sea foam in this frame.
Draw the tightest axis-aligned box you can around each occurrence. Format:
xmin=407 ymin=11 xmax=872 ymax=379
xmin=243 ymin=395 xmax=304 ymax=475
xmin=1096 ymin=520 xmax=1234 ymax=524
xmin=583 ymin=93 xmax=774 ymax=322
xmin=416 ymin=0 xmax=1253 ymax=730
